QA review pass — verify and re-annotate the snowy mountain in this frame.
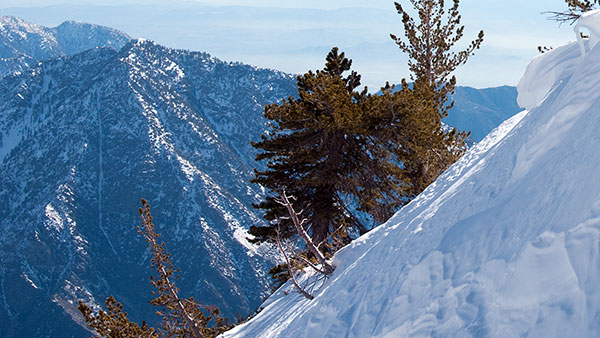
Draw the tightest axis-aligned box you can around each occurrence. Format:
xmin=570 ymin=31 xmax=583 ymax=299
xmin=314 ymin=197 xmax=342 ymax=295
xmin=0 ymin=16 xmax=130 ymax=76
xmin=0 ymin=16 xmax=525 ymax=337
xmin=225 ymin=15 xmax=600 ymax=338
xmin=449 ymin=85 xmax=520 ymax=141
xmin=0 ymin=39 xmax=297 ymax=337
xmin=0 ymin=13 xmax=520 ymax=140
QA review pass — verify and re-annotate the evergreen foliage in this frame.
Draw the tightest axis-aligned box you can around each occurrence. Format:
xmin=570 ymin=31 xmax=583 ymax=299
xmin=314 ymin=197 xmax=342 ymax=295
xmin=267 ymin=264 xmax=290 ymax=289
xmin=249 ymin=47 xmax=404 ymax=249
xmin=78 ymin=296 xmax=158 ymax=338
xmin=388 ymin=0 xmax=483 ymax=192
xmin=78 ymin=199 xmax=231 ymax=338
xmin=250 ymin=0 xmax=482 ymax=281
xmin=390 ymin=0 xmax=484 ymax=120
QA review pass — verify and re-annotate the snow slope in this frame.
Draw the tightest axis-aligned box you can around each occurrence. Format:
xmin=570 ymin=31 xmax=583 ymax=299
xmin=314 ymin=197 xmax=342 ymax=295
xmin=225 ymin=13 xmax=600 ymax=338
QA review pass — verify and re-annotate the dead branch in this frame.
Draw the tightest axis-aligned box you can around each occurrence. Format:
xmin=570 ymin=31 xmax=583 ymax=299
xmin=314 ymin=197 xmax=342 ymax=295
xmin=275 ymin=223 xmax=314 ymax=300
xmin=275 ymin=191 xmax=335 ymax=275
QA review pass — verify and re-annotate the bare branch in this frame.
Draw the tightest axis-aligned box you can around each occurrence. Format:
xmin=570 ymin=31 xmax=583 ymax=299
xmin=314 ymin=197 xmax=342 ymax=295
xmin=275 ymin=223 xmax=314 ymax=300
xmin=279 ymin=191 xmax=335 ymax=275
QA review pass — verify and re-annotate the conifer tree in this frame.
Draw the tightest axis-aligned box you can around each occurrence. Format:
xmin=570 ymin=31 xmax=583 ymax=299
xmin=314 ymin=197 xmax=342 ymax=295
xmin=390 ymin=0 xmax=483 ymax=116
xmin=137 ymin=199 xmax=226 ymax=338
xmin=389 ymin=0 xmax=482 ymax=191
xmin=250 ymin=48 xmax=406 ymax=248
xmin=78 ymin=199 xmax=230 ymax=338
xmin=251 ymin=1 xmax=483 ymax=267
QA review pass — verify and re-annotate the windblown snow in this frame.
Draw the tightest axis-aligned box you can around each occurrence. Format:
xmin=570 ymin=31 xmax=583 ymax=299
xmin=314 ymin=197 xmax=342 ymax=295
xmin=225 ymin=11 xmax=600 ymax=338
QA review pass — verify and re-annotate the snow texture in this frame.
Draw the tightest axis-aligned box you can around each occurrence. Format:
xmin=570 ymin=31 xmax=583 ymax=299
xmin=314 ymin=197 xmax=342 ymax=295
xmin=575 ymin=10 xmax=600 ymax=59
xmin=225 ymin=14 xmax=600 ymax=338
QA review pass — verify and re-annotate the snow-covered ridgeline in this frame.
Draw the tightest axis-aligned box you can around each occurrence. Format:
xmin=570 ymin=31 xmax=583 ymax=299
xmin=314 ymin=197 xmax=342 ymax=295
xmin=225 ymin=11 xmax=600 ymax=338
xmin=0 ymin=16 xmax=131 ymax=77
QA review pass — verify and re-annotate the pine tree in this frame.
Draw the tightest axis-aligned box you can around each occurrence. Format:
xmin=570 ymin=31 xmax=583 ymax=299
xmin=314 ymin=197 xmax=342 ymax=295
xmin=391 ymin=0 xmax=483 ymax=115
xmin=389 ymin=0 xmax=482 ymax=191
xmin=250 ymin=48 xmax=406 ymax=249
xmin=137 ymin=199 xmax=228 ymax=338
xmin=78 ymin=199 xmax=230 ymax=338
xmin=250 ymin=1 xmax=483 ymax=269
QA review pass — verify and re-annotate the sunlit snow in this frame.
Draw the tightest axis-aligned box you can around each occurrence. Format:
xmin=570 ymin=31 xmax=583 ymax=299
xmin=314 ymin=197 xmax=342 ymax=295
xmin=225 ymin=11 xmax=600 ymax=338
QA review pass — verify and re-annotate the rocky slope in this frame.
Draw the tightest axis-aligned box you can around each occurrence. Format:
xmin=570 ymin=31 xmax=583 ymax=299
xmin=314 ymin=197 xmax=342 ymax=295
xmin=0 ymin=39 xmax=297 ymax=337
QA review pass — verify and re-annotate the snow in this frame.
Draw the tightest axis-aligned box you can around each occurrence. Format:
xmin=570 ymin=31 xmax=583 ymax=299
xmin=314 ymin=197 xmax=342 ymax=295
xmin=21 ymin=273 xmax=38 ymax=290
xmin=0 ymin=16 xmax=130 ymax=77
xmin=44 ymin=203 xmax=64 ymax=232
xmin=224 ymin=14 xmax=600 ymax=338
xmin=575 ymin=10 xmax=600 ymax=58
xmin=516 ymin=41 xmax=580 ymax=111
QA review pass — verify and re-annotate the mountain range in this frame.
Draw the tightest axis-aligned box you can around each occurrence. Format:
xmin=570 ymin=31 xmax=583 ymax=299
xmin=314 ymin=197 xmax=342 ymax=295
xmin=0 ymin=16 xmax=522 ymax=337
xmin=450 ymin=85 xmax=520 ymax=141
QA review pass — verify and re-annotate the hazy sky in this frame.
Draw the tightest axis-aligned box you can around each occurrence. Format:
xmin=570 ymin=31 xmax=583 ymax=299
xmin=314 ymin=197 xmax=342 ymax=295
xmin=0 ymin=0 xmax=577 ymax=89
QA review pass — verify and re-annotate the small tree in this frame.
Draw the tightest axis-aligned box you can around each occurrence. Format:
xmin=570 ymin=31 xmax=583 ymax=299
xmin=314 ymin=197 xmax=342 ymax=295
xmin=78 ymin=296 xmax=157 ymax=338
xmin=137 ymin=199 xmax=223 ymax=337
xmin=78 ymin=199 xmax=230 ymax=338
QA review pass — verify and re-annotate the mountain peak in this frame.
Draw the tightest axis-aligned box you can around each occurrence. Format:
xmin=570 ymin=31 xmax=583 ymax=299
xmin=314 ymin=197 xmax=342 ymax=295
xmin=0 ymin=15 xmax=30 ymax=27
xmin=54 ymin=19 xmax=131 ymax=39
xmin=0 ymin=16 xmax=130 ymax=76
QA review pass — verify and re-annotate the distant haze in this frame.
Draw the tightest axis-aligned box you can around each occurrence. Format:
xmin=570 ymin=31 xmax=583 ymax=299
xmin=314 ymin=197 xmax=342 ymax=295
xmin=0 ymin=0 xmax=575 ymax=89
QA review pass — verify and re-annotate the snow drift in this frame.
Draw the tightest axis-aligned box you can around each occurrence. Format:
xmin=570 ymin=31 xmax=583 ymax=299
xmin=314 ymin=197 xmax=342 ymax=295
xmin=225 ymin=12 xmax=600 ymax=338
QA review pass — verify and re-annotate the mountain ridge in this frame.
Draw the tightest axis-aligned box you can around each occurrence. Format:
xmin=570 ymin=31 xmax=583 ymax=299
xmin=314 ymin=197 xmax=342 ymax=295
xmin=0 ymin=15 xmax=131 ymax=76
xmin=0 ymin=38 xmax=296 ymax=337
